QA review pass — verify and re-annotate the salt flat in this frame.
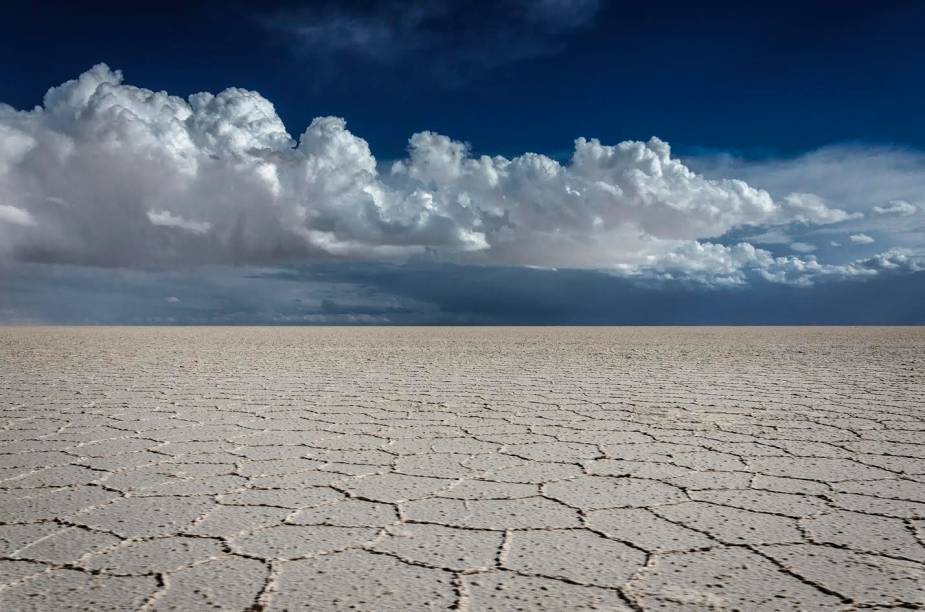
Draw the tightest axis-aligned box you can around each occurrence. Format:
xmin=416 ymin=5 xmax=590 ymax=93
xmin=1 ymin=326 xmax=923 ymax=611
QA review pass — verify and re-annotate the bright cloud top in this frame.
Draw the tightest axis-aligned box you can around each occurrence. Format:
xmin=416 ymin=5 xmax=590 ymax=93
xmin=0 ymin=65 xmax=920 ymax=285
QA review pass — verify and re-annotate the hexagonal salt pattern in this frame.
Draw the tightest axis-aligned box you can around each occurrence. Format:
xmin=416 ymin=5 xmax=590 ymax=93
xmin=1 ymin=326 xmax=924 ymax=610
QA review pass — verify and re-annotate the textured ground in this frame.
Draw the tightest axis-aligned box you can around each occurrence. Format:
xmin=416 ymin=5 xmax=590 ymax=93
xmin=0 ymin=327 xmax=923 ymax=611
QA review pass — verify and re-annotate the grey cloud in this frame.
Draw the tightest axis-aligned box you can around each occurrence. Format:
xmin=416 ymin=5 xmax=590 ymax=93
xmin=4 ymin=262 xmax=924 ymax=325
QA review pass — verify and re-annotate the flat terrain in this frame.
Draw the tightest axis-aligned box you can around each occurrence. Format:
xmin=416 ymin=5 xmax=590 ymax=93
xmin=1 ymin=327 xmax=924 ymax=611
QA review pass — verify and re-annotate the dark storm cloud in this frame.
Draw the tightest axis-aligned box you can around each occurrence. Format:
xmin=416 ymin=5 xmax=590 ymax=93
xmin=0 ymin=264 xmax=430 ymax=325
xmin=272 ymin=262 xmax=925 ymax=325
xmin=6 ymin=262 xmax=918 ymax=326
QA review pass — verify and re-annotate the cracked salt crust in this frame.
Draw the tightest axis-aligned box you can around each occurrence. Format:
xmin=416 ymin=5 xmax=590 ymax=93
xmin=0 ymin=326 xmax=924 ymax=610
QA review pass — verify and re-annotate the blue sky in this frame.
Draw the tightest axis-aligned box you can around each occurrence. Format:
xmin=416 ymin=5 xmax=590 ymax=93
xmin=0 ymin=0 xmax=923 ymax=323
xmin=4 ymin=0 xmax=925 ymax=157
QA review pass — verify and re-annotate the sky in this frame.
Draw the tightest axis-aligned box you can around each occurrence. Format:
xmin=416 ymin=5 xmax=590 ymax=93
xmin=0 ymin=0 xmax=923 ymax=324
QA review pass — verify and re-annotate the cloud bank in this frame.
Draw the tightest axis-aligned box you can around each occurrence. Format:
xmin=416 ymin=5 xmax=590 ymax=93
xmin=3 ymin=262 xmax=923 ymax=325
xmin=0 ymin=65 xmax=921 ymax=287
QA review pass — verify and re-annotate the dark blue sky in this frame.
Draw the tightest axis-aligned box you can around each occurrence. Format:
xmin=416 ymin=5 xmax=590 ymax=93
xmin=3 ymin=0 xmax=924 ymax=159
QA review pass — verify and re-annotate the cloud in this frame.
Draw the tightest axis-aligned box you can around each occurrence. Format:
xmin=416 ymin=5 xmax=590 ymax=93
xmin=789 ymin=242 xmax=816 ymax=253
xmin=0 ymin=64 xmax=906 ymax=287
xmin=850 ymin=233 xmax=875 ymax=244
xmin=621 ymin=241 xmax=925 ymax=287
xmin=872 ymin=200 xmax=918 ymax=216
xmin=778 ymin=193 xmax=861 ymax=224
xmin=687 ymin=146 xmax=925 ymax=249
xmin=688 ymin=145 xmax=925 ymax=216
xmin=0 ymin=204 xmax=35 ymax=226
xmin=7 ymin=261 xmax=923 ymax=325
xmin=147 ymin=210 xmax=211 ymax=234
xmin=620 ymin=241 xmax=844 ymax=287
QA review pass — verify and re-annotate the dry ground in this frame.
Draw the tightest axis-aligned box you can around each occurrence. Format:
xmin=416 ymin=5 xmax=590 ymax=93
xmin=1 ymin=326 xmax=924 ymax=611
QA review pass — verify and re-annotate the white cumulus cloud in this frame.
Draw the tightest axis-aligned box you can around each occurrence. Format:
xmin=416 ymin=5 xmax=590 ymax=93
xmin=872 ymin=200 xmax=918 ymax=216
xmin=621 ymin=241 xmax=924 ymax=287
xmin=0 ymin=64 xmax=904 ymax=284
